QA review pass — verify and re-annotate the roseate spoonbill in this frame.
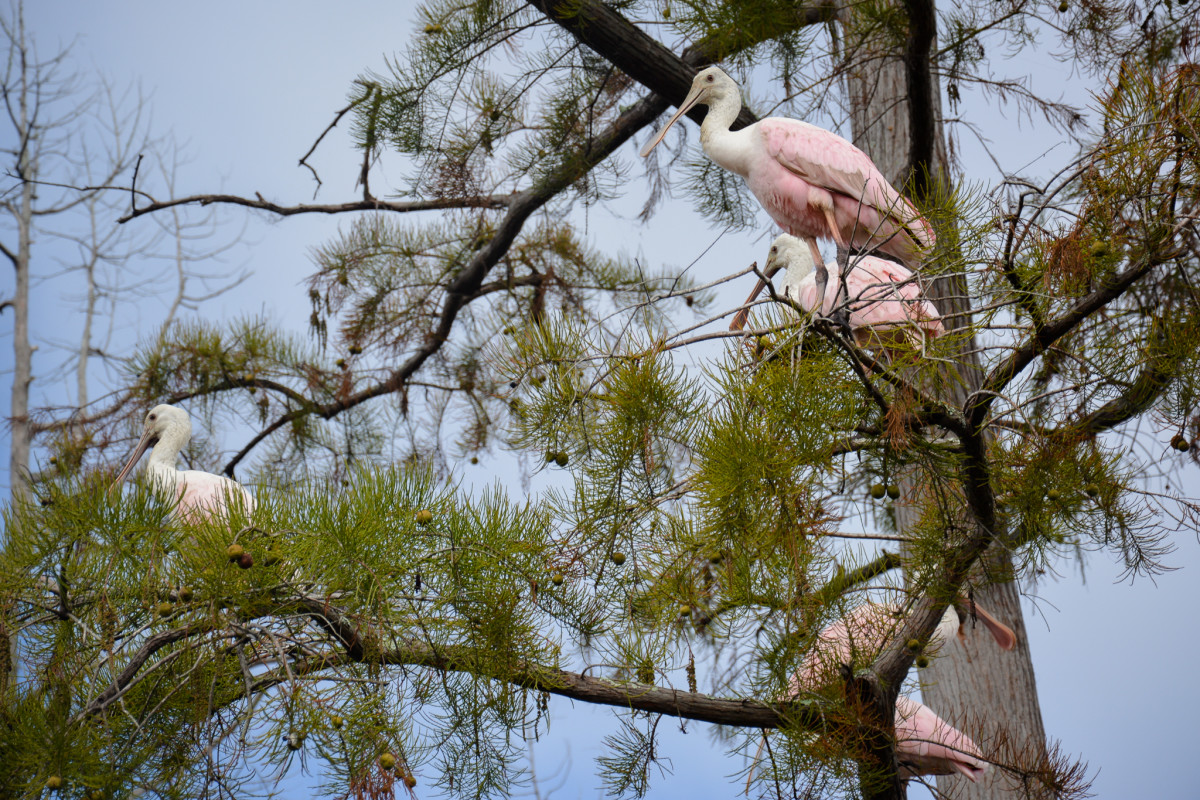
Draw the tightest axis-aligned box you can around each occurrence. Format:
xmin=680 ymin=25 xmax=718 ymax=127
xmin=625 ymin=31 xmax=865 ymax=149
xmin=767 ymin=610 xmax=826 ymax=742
xmin=639 ymin=67 xmax=935 ymax=309
xmin=730 ymin=235 xmax=944 ymax=342
xmin=790 ymin=599 xmax=1016 ymax=692
xmin=785 ymin=600 xmax=1015 ymax=782
xmin=111 ymin=404 xmax=254 ymax=521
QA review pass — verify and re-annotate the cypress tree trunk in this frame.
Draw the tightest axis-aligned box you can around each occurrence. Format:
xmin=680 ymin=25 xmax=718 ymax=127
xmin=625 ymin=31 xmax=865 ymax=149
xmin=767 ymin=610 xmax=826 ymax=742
xmin=842 ymin=26 xmax=1049 ymax=799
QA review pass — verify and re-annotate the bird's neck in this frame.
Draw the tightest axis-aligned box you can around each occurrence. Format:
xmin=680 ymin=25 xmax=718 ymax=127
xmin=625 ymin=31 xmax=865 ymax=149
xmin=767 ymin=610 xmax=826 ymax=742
xmin=146 ymin=430 xmax=186 ymax=474
xmin=699 ymin=96 xmax=750 ymax=176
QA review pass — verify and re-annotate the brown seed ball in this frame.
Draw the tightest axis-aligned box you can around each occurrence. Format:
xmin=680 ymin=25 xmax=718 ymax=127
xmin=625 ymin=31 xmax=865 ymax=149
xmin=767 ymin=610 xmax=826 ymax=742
xmin=611 ymin=552 xmax=626 ymax=566
xmin=869 ymin=483 xmax=886 ymax=499
xmin=470 ymin=456 xmax=479 ymax=464
xmin=226 ymin=543 xmax=245 ymax=561
xmin=379 ymin=752 xmax=397 ymax=770
xmin=237 ymin=552 xmax=255 ymax=570
xmin=177 ymin=587 xmax=194 ymax=603
xmin=415 ymin=509 xmax=434 ymax=526
xmin=45 ymin=776 xmax=63 ymax=790
xmin=404 ymin=774 xmax=417 ymax=789
xmin=1171 ymin=434 xmax=1190 ymax=452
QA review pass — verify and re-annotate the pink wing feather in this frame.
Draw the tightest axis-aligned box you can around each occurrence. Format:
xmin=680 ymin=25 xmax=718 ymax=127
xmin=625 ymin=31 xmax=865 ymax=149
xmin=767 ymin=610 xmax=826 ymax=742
xmin=760 ymin=119 xmax=935 ymax=263
xmin=173 ymin=469 xmax=255 ymax=523
xmin=786 ymin=255 xmax=944 ymax=336
xmin=894 ymin=696 xmax=989 ymax=782
xmin=786 ymin=603 xmax=993 ymax=783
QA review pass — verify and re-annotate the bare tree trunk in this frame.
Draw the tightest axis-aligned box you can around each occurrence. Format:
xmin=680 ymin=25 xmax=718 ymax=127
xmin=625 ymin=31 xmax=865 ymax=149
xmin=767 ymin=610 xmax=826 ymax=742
xmin=842 ymin=30 xmax=1049 ymax=799
xmin=8 ymin=5 xmax=34 ymax=496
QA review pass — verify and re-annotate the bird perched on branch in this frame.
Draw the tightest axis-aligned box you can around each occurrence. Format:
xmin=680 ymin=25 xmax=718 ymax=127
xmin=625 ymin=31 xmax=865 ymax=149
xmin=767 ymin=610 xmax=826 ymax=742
xmin=111 ymin=404 xmax=254 ymax=521
xmin=788 ymin=599 xmax=1015 ymax=782
xmin=732 ymin=235 xmax=944 ymax=344
xmin=640 ymin=67 xmax=935 ymax=313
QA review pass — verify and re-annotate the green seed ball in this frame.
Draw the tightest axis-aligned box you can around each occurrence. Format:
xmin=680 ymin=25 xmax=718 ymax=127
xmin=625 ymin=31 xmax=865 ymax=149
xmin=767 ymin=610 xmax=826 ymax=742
xmin=262 ymin=550 xmax=281 ymax=567
xmin=46 ymin=776 xmax=63 ymax=790
xmin=1171 ymin=434 xmax=1190 ymax=452
xmin=89 ymin=791 xmax=104 ymax=800
xmin=331 ymin=715 xmax=344 ymax=730
xmin=404 ymin=774 xmax=417 ymax=789
xmin=551 ymin=572 xmax=565 ymax=586
xmin=869 ymin=483 xmax=886 ymax=499
xmin=349 ymin=345 xmax=363 ymax=355
xmin=1057 ymin=0 xmax=1068 ymax=11
xmin=178 ymin=587 xmax=194 ymax=603
xmin=679 ymin=604 xmax=691 ymax=617
xmin=1085 ymin=483 xmax=1100 ymax=497
xmin=1047 ymin=488 xmax=1061 ymax=501
xmin=545 ymin=450 xmax=557 ymax=463
xmin=156 ymin=601 xmax=174 ymax=617
xmin=906 ymin=638 xmax=921 ymax=652
xmin=887 ymin=485 xmax=901 ymax=500
xmin=226 ymin=543 xmax=245 ymax=561
xmin=380 ymin=752 xmax=397 ymax=770
xmin=555 ymin=452 xmax=569 ymax=467
xmin=1089 ymin=241 xmax=1110 ymax=258
xmin=611 ymin=552 xmax=626 ymax=566
xmin=915 ymin=655 xmax=930 ymax=669
xmin=415 ymin=509 xmax=434 ymax=526
xmin=709 ymin=553 xmax=723 ymax=565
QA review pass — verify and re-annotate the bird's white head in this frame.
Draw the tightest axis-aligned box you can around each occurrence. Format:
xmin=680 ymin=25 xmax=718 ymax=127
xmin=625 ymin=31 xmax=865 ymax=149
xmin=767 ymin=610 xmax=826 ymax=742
xmin=640 ymin=67 xmax=741 ymax=158
xmin=765 ymin=235 xmax=817 ymax=284
xmin=110 ymin=404 xmax=193 ymax=495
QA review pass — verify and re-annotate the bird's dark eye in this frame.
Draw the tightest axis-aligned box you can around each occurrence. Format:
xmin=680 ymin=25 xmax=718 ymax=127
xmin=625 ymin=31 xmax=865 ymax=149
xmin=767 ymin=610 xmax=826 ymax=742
xmin=706 ymin=74 xmax=714 ymax=82
xmin=771 ymin=246 xmax=778 ymax=254
xmin=149 ymin=414 xmax=157 ymax=421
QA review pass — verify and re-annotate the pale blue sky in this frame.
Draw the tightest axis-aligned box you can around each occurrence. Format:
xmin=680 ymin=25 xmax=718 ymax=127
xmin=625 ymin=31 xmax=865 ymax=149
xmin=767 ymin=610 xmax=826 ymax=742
xmin=5 ymin=2 xmax=1200 ymax=798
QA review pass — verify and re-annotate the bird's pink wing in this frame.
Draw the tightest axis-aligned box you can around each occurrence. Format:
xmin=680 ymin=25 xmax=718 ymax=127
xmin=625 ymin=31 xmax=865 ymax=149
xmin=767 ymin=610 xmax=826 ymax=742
xmin=761 ymin=119 xmax=935 ymax=250
xmin=176 ymin=470 xmax=254 ymax=522
xmin=894 ymin=696 xmax=989 ymax=782
xmin=788 ymin=604 xmax=901 ymax=696
xmin=841 ymin=256 xmax=943 ymax=335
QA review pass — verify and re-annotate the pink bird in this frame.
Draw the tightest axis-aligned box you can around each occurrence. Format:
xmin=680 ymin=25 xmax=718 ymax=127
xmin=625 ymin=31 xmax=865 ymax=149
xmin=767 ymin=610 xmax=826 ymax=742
xmin=640 ymin=67 xmax=935 ymax=317
xmin=111 ymin=404 xmax=254 ymax=522
xmin=788 ymin=600 xmax=1016 ymax=782
xmin=733 ymin=234 xmax=944 ymax=343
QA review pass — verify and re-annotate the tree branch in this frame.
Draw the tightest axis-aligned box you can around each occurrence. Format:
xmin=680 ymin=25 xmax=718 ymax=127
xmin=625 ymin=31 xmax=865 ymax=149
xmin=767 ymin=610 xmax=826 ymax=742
xmin=117 ymin=191 xmax=517 ymax=225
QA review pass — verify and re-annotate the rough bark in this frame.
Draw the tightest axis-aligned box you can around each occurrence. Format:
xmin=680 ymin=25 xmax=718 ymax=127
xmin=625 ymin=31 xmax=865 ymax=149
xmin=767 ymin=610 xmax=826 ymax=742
xmin=842 ymin=17 xmax=1049 ymax=799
